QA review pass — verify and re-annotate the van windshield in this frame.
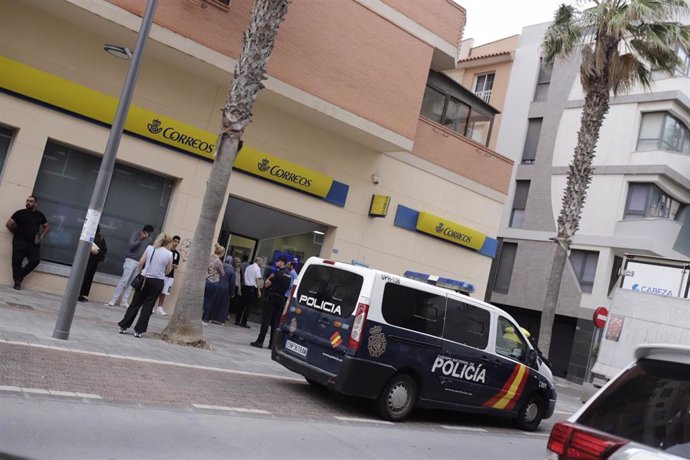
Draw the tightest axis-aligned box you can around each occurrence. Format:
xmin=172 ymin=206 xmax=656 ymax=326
xmin=296 ymin=265 xmax=364 ymax=318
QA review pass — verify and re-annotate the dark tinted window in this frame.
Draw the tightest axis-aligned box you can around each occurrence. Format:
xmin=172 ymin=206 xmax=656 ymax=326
xmin=382 ymin=283 xmax=445 ymax=337
xmin=0 ymin=126 xmax=12 ymax=176
xmin=443 ymin=299 xmax=490 ymax=349
xmin=578 ymin=358 xmax=690 ymax=457
xmin=296 ymin=265 xmax=363 ymax=318
xmin=496 ymin=317 xmax=527 ymax=362
xmin=33 ymin=141 xmax=173 ymax=275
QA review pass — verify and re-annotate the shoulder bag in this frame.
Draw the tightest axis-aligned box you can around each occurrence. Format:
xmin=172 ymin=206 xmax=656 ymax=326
xmin=131 ymin=248 xmax=156 ymax=291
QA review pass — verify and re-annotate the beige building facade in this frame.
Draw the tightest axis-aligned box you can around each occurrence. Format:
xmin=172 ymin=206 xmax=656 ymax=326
xmin=0 ymin=0 xmax=512 ymax=310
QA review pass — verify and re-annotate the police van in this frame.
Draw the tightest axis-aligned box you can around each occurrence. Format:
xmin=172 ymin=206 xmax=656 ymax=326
xmin=272 ymin=257 xmax=556 ymax=430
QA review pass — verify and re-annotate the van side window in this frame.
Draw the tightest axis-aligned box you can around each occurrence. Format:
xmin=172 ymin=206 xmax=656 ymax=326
xmin=443 ymin=299 xmax=490 ymax=349
xmin=496 ymin=317 xmax=527 ymax=362
xmin=296 ymin=265 xmax=364 ymax=317
xmin=382 ymin=283 xmax=445 ymax=337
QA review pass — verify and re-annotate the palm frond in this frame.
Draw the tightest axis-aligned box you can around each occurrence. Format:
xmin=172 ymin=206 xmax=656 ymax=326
xmin=543 ymin=4 xmax=584 ymax=63
xmin=609 ymin=51 xmax=649 ymax=93
xmin=579 ymin=45 xmax=596 ymax=88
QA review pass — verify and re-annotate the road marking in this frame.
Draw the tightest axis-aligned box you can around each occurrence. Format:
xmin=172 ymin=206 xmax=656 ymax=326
xmin=48 ymin=390 xmax=78 ymax=397
xmin=524 ymin=432 xmax=549 ymax=437
xmin=440 ymin=425 xmax=488 ymax=433
xmin=0 ymin=386 xmax=102 ymax=399
xmin=334 ymin=416 xmax=395 ymax=425
xmin=192 ymin=404 xmax=271 ymax=415
xmin=1 ymin=339 xmax=303 ymax=383
xmin=554 ymin=410 xmax=572 ymax=415
xmin=0 ymin=385 xmax=22 ymax=392
xmin=22 ymin=388 xmax=50 ymax=395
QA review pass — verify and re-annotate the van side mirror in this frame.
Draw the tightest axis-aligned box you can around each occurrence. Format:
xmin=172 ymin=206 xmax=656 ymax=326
xmin=526 ymin=349 xmax=538 ymax=368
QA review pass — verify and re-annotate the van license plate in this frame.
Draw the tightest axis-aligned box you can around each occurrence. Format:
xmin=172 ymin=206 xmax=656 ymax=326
xmin=286 ymin=340 xmax=308 ymax=357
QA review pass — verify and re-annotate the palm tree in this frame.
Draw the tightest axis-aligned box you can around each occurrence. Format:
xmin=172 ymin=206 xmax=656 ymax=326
xmin=161 ymin=0 xmax=290 ymax=346
xmin=537 ymin=0 xmax=690 ymax=355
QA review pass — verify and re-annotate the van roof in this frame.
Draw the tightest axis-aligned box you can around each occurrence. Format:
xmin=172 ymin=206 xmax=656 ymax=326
xmin=306 ymin=257 xmax=513 ymax=319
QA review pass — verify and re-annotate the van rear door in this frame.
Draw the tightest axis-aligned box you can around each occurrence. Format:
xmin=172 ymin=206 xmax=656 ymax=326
xmin=285 ymin=263 xmax=364 ymax=375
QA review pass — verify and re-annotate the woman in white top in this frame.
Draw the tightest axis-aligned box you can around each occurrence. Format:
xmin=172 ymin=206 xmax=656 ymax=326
xmin=118 ymin=233 xmax=173 ymax=338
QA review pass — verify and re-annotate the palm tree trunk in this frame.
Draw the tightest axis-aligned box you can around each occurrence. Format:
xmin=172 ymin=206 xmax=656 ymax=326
xmin=537 ymin=84 xmax=609 ymax=355
xmin=162 ymin=0 xmax=290 ymax=346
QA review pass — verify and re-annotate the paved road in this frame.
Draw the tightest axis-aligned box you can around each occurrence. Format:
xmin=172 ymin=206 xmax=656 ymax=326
xmin=1 ymin=394 xmax=553 ymax=460
xmin=0 ymin=342 xmax=575 ymax=430
xmin=0 ymin=285 xmax=584 ymax=459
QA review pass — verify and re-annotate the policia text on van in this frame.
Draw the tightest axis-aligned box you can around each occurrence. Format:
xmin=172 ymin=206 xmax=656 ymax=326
xmin=272 ymin=258 xmax=556 ymax=430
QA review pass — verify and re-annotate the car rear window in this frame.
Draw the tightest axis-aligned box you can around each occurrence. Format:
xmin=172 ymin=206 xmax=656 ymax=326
xmin=577 ymin=358 xmax=690 ymax=458
xmin=296 ymin=265 xmax=363 ymax=318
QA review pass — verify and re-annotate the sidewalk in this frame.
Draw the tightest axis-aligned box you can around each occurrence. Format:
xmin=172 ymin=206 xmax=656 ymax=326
xmin=0 ymin=283 xmax=585 ymax=412
xmin=0 ymin=284 xmax=298 ymax=380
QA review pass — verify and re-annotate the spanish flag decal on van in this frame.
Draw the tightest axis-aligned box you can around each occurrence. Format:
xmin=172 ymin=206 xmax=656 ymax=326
xmin=330 ymin=332 xmax=343 ymax=348
xmin=483 ymin=364 xmax=529 ymax=410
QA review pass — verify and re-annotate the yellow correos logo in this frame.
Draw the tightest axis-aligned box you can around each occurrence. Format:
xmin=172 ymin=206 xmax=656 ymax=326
xmin=416 ymin=212 xmax=485 ymax=251
xmin=234 ymin=147 xmax=332 ymax=198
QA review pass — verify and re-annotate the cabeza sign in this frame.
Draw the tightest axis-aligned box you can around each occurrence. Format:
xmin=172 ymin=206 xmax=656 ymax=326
xmin=416 ymin=212 xmax=486 ymax=251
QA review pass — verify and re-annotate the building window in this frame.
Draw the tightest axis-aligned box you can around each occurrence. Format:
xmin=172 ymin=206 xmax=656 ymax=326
xmin=421 ymin=85 xmax=446 ymax=124
xmin=382 ymin=283 xmax=445 ymax=337
xmin=420 ymin=84 xmax=493 ymax=146
xmin=0 ymin=126 xmax=13 ymax=176
xmin=637 ymin=112 xmax=690 ymax=154
xmin=474 ymin=72 xmax=494 ymax=103
xmin=534 ymin=57 xmax=553 ymax=102
xmin=509 ymin=180 xmax=530 ymax=228
xmin=444 ymin=298 xmax=490 ymax=349
xmin=467 ymin=109 xmax=492 ymax=145
xmin=673 ymin=44 xmax=690 ymax=77
xmin=444 ymin=96 xmax=470 ymax=134
xmin=32 ymin=141 xmax=174 ymax=276
xmin=624 ymin=183 xmax=684 ymax=220
xmin=494 ymin=242 xmax=517 ymax=293
xmin=570 ymin=249 xmax=598 ymax=294
xmin=521 ymin=118 xmax=542 ymax=164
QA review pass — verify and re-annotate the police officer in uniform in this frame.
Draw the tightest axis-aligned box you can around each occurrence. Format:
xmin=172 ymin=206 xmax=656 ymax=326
xmin=250 ymin=256 xmax=292 ymax=349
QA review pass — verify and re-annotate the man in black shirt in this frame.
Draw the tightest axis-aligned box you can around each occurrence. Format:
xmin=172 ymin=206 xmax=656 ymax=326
xmin=250 ymin=256 xmax=292 ymax=349
xmin=5 ymin=195 xmax=50 ymax=290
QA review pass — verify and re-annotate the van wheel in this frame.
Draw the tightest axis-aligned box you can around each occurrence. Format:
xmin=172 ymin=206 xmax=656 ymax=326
xmin=514 ymin=393 xmax=544 ymax=431
xmin=375 ymin=374 xmax=417 ymax=422
xmin=305 ymin=377 xmax=322 ymax=387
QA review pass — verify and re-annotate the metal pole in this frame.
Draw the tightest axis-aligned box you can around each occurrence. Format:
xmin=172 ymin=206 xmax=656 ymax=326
xmin=584 ymin=327 xmax=601 ymax=383
xmin=53 ymin=0 xmax=158 ymax=340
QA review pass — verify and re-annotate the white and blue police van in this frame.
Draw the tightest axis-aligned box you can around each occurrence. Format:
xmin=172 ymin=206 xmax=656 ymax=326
xmin=272 ymin=257 xmax=556 ymax=430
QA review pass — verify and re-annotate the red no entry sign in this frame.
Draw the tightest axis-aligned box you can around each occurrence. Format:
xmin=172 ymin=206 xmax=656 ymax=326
xmin=593 ymin=306 xmax=609 ymax=329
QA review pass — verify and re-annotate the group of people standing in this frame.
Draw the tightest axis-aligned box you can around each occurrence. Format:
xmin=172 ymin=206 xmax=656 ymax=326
xmin=6 ymin=195 xmax=298 ymax=346
xmin=200 ymin=248 xmax=299 ymax=349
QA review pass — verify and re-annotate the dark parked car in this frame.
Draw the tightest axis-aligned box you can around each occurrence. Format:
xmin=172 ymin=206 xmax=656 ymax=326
xmin=546 ymin=344 xmax=690 ymax=459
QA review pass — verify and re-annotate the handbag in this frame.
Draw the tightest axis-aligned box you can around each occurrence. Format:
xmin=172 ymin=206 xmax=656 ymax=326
xmin=131 ymin=273 xmax=146 ymax=290
xmin=130 ymin=248 xmax=156 ymax=291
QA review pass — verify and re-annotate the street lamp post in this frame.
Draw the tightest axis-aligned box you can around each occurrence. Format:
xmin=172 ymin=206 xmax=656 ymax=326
xmin=53 ymin=0 xmax=158 ymax=340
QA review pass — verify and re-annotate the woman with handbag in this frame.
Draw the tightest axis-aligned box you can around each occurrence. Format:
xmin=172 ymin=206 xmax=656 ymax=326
xmin=118 ymin=233 xmax=173 ymax=338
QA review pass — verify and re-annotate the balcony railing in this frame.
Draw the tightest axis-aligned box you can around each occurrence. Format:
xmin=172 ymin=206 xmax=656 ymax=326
xmin=474 ymin=90 xmax=491 ymax=103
